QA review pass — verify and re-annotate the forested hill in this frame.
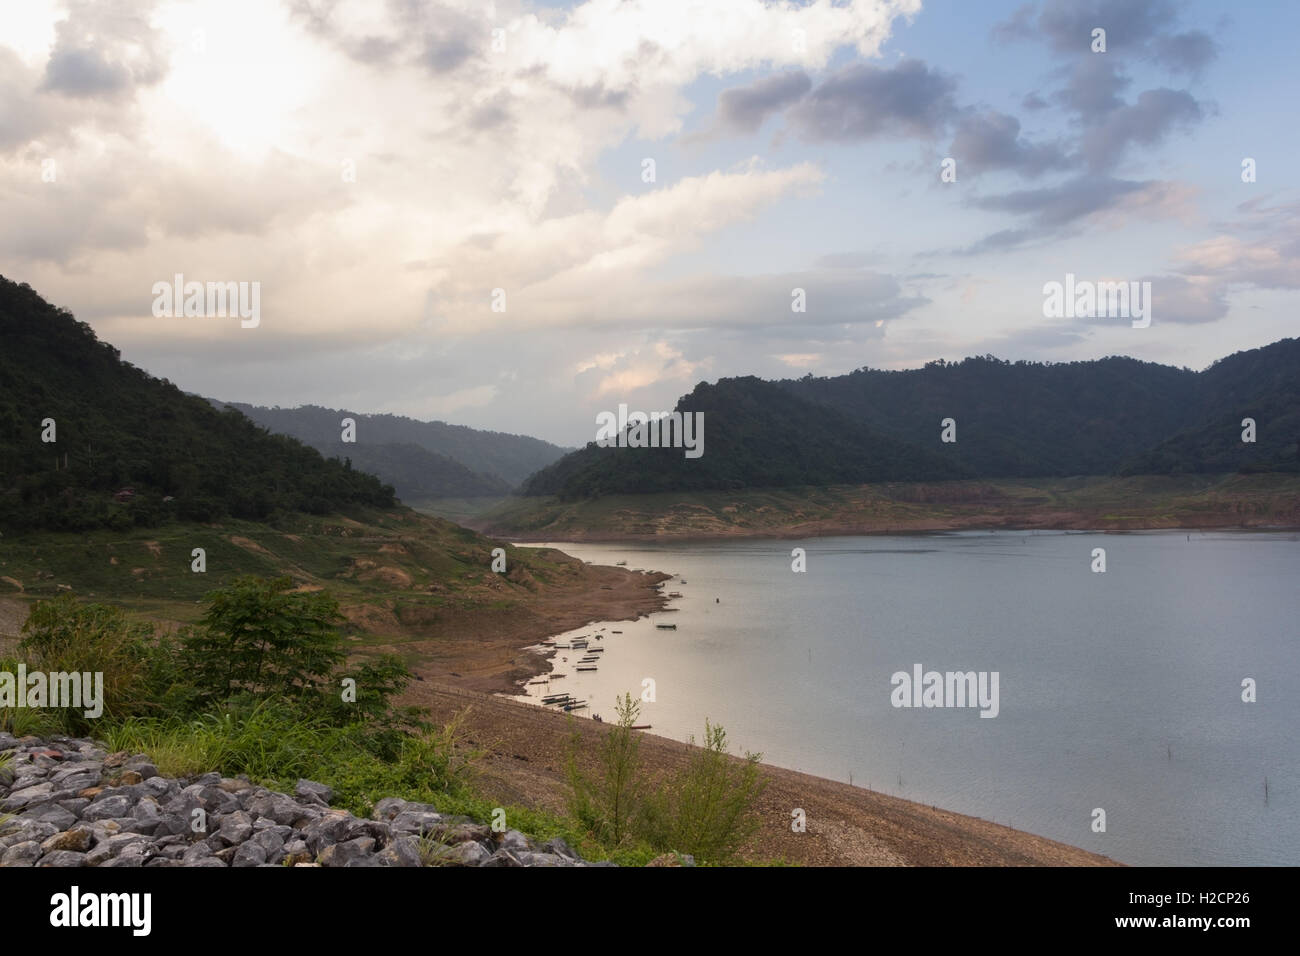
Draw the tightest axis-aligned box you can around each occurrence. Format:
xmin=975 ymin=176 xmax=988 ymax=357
xmin=219 ymin=402 xmax=568 ymax=497
xmin=0 ymin=277 xmax=395 ymax=532
xmin=522 ymin=340 xmax=1300 ymax=499
xmin=521 ymin=377 xmax=970 ymax=498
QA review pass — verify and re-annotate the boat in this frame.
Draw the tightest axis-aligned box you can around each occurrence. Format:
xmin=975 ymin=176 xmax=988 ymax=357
xmin=563 ymin=703 xmax=588 ymax=711
xmin=679 ymin=578 xmax=687 ymax=584
xmin=656 ymin=623 xmax=677 ymax=630
xmin=629 ymin=725 xmax=652 ymax=730
xmin=577 ymin=666 xmax=598 ymax=672
xmin=616 ymin=561 xmax=627 ymax=566
xmin=587 ymin=647 xmax=604 ymax=653
xmin=549 ymin=674 xmax=566 ymax=679
xmin=668 ymin=592 xmax=682 ymax=598
xmin=611 ymin=631 xmax=623 ymax=634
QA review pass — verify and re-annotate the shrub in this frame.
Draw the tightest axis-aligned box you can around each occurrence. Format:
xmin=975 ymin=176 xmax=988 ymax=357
xmin=565 ymin=692 xmax=646 ymax=847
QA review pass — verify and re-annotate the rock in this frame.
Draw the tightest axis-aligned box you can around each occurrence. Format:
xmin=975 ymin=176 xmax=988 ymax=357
xmin=318 ymin=836 xmax=375 ymax=867
xmin=0 ymin=841 xmax=43 ymax=866
xmin=294 ymin=779 xmax=333 ymax=805
xmin=40 ymin=826 xmax=93 ymax=853
xmin=497 ymin=829 xmax=531 ymax=851
xmin=540 ymin=837 xmax=579 ymax=860
xmin=389 ymin=810 xmax=443 ymax=836
xmin=124 ymin=762 xmax=158 ymax=780
xmin=371 ymin=797 xmax=408 ymax=821
xmin=182 ymin=841 xmax=215 ymax=863
xmin=481 ymin=847 xmax=524 ymax=867
xmin=428 ymin=840 xmax=490 ymax=866
xmin=118 ymin=770 xmax=143 ymax=786
xmin=245 ymin=793 xmax=309 ymax=827
xmin=302 ymin=811 xmax=352 ymax=855
xmin=1 ymin=820 xmax=59 ymax=847
xmin=375 ymin=834 xmax=422 ymax=867
xmin=252 ymin=829 xmax=285 ymax=864
xmin=282 ymin=840 xmax=313 ymax=866
xmin=1 ymin=782 xmax=54 ymax=811
xmin=188 ymin=857 xmax=227 ymax=867
xmin=217 ymin=810 xmax=254 ymax=845
xmin=232 ymin=842 xmax=268 ymax=867
xmin=82 ymin=794 xmax=133 ymax=821
xmin=37 ymin=850 xmax=89 ymax=867
xmin=57 ymin=798 xmax=91 ymax=816
xmin=27 ymin=805 xmax=78 ymax=831
xmin=433 ymin=822 xmax=491 ymax=845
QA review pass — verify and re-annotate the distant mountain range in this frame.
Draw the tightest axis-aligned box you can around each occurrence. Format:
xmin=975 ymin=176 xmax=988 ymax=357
xmin=523 ymin=339 xmax=1300 ymax=499
xmin=216 ymin=403 xmax=569 ymax=501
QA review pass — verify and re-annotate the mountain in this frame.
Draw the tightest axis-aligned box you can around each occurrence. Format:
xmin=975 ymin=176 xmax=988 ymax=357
xmin=1119 ymin=338 xmax=1300 ymax=475
xmin=523 ymin=341 xmax=1300 ymax=499
xmin=219 ymin=402 xmax=568 ymax=498
xmin=521 ymin=377 xmax=969 ymax=498
xmin=0 ymin=276 xmax=394 ymax=532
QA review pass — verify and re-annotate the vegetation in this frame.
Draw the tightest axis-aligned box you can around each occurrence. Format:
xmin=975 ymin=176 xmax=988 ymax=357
xmin=522 ymin=339 xmax=1300 ymax=499
xmin=0 ymin=276 xmax=395 ymax=533
xmin=224 ymin=401 xmax=569 ymax=498
xmin=2 ymin=581 xmax=770 ymax=865
xmin=565 ymin=691 xmax=768 ymax=863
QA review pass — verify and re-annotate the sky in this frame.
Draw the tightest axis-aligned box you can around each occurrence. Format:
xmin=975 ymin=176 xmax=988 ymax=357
xmin=2 ymin=0 xmax=1297 ymax=447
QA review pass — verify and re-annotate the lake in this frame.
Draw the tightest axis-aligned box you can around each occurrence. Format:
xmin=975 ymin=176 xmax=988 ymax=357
xmin=514 ymin=531 xmax=1300 ymax=866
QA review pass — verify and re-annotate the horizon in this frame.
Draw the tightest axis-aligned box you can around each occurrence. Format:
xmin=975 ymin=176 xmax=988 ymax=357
xmin=3 ymin=0 xmax=1297 ymax=447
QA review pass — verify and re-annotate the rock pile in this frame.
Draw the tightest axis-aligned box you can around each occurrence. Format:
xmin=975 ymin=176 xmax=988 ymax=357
xmin=0 ymin=733 xmax=606 ymax=867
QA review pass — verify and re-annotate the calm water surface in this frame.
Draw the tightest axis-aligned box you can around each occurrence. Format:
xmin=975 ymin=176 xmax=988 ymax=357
xmin=514 ymin=531 xmax=1300 ymax=866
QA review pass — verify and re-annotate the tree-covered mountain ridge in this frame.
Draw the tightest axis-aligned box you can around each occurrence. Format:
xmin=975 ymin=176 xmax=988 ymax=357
xmin=522 ymin=339 xmax=1300 ymax=499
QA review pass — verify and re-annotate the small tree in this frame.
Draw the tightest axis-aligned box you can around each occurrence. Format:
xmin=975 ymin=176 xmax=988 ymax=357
xmin=566 ymin=692 xmax=645 ymax=847
xmin=181 ymin=576 xmax=345 ymax=706
xmin=650 ymin=721 xmax=767 ymax=864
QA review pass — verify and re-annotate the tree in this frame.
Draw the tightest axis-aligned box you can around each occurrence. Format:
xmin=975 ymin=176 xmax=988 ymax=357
xmin=566 ymin=692 xmax=645 ymax=847
xmin=180 ymin=575 xmax=345 ymax=706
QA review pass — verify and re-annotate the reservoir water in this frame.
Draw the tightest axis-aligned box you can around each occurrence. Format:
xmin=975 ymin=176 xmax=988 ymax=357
xmin=514 ymin=531 xmax=1300 ymax=866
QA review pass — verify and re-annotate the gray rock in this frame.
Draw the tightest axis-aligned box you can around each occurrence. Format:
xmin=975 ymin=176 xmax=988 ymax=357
xmin=232 ymin=842 xmax=268 ymax=867
xmin=217 ymin=810 xmax=254 ymax=845
xmin=375 ymin=834 xmax=422 ymax=867
xmin=294 ymin=779 xmax=333 ymax=805
xmin=252 ymin=828 xmax=285 ymax=864
xmin=0 ymin=841 xmax=43 ymax=866
xmin=27 ymin=804 xmax=78 ymax=831
xmin=389 ymin=810 xmax=443 ymax=836
xmin=445 ymin=841 xmax=492 ymax=866
xmin=189 ymin=857 xmax=228 ymax=867
xmin=57 ymin=797 xmax=91 ymax=816
xmin=302 ymin=811 xmax=352 ymax=854
xmin=182 ymin=841 xmax=215 ymax=863
xmin=1 ymin=781 xmax=54 ymax=811
xmin=82 ymin=794 xmax=133 ymax=821
xmin=498 ymin=829 xmax=531 ymax=851
xmin=124 ymin=761 xmax=158 ymax=780
xmin=481 ymin=847 xmax=525 ymax=867
xmin=37 ymin=850 xmax=89 ymax=867
xmin=318 ymin=836 xmax=375 ymax=867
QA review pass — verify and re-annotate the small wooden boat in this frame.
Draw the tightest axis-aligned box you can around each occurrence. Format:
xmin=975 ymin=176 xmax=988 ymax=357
xmin=629 ymin=725 xmax=652 ymax=730
xmin=668 ymin=592 xmax=682 ymax=598
xmin=656 ymin=624 xmax=677 ymax=630
xmin=611 ymin=631 xmax=623 ymax=634
xmin=576 ymin=666 xmax=598 ymax=672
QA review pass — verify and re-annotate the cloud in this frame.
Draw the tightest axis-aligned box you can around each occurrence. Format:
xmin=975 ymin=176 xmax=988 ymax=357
xmin=948 ymin=110 xmax=1072 ymax=177
xmin=786 ymin=59 xmax=959 ymax=141
xmin=710 ymin=70 xmax=812 ymax=136
xmin=40 ymin=0 xmax=168 ymax=99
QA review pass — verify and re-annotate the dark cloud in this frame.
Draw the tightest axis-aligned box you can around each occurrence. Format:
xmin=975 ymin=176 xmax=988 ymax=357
xmin=714 ymin=70 xmax=811 ymax=134
xmin=786 ymin=60 xmax=959 ymax=141
xmin=997 ymin=0 xmax=1179 ymax=54
xmin=1152 ymin=30 xmax=1218 ymax=75
xmin=1052 ymin=57 xmax=1130 ymax=120
xmin=1081 ymin=88 xmax=1201 ymax=172
xmin=1021 ymin=92 xmax=1049 ymax=110
xmin=39 ymin=0 xmax=167 ymax=100
xmin=973 ymin=175 xmax=1149 ymax=226
xmin=948 ymin=110 xmax=1072 ymax=177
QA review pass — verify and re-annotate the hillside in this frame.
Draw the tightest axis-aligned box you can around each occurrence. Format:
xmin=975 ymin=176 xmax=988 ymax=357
xmin=521 ymin=377 xmax=969 ymax=498
xmin=221 ymin=402 xmax=568 ymax=497
xmin=521 ymin=340 xmax=1300 ymax=501
xmin=0 ymin=277 xmax=394 ymax=532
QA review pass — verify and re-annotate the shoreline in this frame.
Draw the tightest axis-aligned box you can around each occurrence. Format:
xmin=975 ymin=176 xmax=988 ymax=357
xmin=403 ymin=679 xmax=1122 ymax=866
